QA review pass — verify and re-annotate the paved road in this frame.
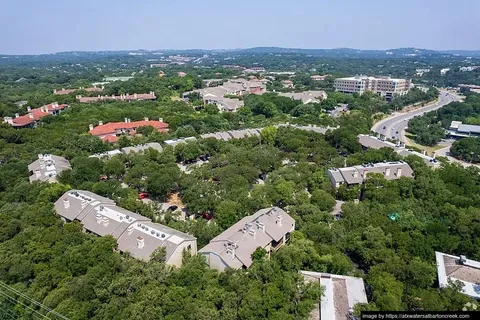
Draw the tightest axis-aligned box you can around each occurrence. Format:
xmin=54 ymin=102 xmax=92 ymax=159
xmin=372 ymin=91 xmax=461 ymax=142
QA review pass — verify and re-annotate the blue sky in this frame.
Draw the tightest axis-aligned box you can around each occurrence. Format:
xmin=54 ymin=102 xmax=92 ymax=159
xmin=1 ymin=0 xmax=479 ymax=54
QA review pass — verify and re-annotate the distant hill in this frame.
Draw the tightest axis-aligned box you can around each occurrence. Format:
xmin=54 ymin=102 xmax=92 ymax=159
xmin=2 ymin=47 xmax=480 ymax=59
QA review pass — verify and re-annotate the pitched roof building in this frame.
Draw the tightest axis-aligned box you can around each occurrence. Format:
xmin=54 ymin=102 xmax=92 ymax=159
xmin=327 ymin=161 xmax=414 ymax=188
xmin=121 ymin=142 xmax=163 ymax=154
xmin=89 ymin=118 xmax=168 ymax=143
xmin=28 ymin=154 xmax=71 ymax=183
xmin=301 ymin=271 xmax=368 ymax=320
xmin=182 ymin=78 xmax=265 ymax=112
xmin=199 ymin=207 xmax=295 ymax=271
xmin=77 ymin=92 xmax=156 ymax=103
xmin=358 ymin=134 xmax=440 ymax=169
xmin=3 ymin=103 xmax=69 ymax=129
xmin=54 ymin=87 xmax=103 ymax=95
xmin=435 ymin=251 xmax=480 ymax=300
xmin=278 ymin=91 xmax=328 ymax=104
xmin=54 ymin=190 xmax=196 ymax=266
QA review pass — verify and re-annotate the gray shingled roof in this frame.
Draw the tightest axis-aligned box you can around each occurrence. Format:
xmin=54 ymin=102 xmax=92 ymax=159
xmin=117 ymin=221 xmax=196 ymax=261
xmin=278 ymin=90 xmax=327 ymax=104
xmin=199 ymin=207 xmax=295 ymax=269
xmin=28 ymin=154 xmax=71 ymax=183
xmin=54 ymin=190 xmax=196 ymax=262
xmin=329 ymin=161 xmax=413 ymax=186
xmin=358 ymin=134 xmax=397 ymax=149
xmin=121 ymin=142 xmax=163 ymax=154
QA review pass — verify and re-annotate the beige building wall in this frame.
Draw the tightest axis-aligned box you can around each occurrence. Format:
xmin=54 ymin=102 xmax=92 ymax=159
xmin=166 ymin=239 xmax=198 ymax=267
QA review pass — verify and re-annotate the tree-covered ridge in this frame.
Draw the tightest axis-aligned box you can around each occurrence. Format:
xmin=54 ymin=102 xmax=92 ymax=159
xmin=407 ymin=93 xmax=480 ymax=146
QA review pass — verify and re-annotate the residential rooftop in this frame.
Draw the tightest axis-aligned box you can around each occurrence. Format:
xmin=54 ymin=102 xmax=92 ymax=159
xmin=301 ymin=271 xmax=368 ymax=320
xmin=89 ymin=118 xmax=168 ymax=142
xmin=3 ymin=103 xmax=68 ymax=128
xmin=278 ymin=91 xmax=328 ymax=104
xmin=358 ymin=134 xmax=440 ymax=168
xmin=54 ymin=86 xmax=103 ymax=95
xmin=121 ymin=142 xmax=163 ymax=154
xmin=199 ymin=207 xmax=295 ymax=270
xmin=54 ymin=190 xmax=196 ymax=265
xmin=328 ymin=161 xmax=414 ymax=188
xmin=435 ymin=251 xmax=480 ymax=299
xmin=77 ymin=92 xmax=156 ymax=103
xmin=28 ymin=154 xmax=71 ymax=183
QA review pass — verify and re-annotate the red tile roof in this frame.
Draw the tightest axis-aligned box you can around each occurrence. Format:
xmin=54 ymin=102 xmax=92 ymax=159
xmin=101 ymin=135 xmax=119 ymax=143
xmin=78 ymin=92 xmax=156 ymax=103
xmin=8 ymin=103 xmax=69 ymax=127
xmin=89 ymin=120 xmax=169 ymax=137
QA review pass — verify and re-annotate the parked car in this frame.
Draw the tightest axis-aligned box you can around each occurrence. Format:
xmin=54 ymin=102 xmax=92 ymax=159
xmin=138 ymin=192 xmax=149 ymax=200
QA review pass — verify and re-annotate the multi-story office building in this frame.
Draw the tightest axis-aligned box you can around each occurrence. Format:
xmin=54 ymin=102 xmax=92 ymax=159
xmin=334 ymin=75 xmax=411 ymax=100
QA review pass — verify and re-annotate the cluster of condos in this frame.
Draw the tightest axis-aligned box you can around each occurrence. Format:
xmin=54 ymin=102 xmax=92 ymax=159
xmin=334 ymin=75 xmax=411 ymax=100
xmin=182 ymin=78 xmax=267 ymax=111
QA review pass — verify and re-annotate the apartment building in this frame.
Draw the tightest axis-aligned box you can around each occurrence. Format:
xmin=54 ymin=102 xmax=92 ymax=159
xmin=76 ymin=92 xmax=156 ymax=103
xmin=54 ymin=190 xmax=197 ymax=266
xmin=435 ymin=251 xmax=480 ymax=300
xmin=3 ymin=103 xmax=69 ymax=129
xmin=334 ymin=75 xmax=411 ymax=100
xmin=89 ymin=118 xmax=168 ymax=143
xmin=28 ymin=154 xmax=71 ymax=183
xmin=278 ymin=90 xmax=328 ymax=104
xmin=301 ymin=270 xmax=368 ymax=320
xmin=327 ymin=161 xmax=414 ymax=188
xmin=358 ymin=134 xmax=440 ymax=169
xmin=54 ymin=86 xmax=103 ymax=95
xmin=199 ymin=207 xmax=295 ymax=271
xmin=183 ymin=78 xmax=265 ymax=112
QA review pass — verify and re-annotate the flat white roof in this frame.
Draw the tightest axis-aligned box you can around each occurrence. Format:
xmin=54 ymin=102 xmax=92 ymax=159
xmin=436 ymin=251 xmax=480 ymax=299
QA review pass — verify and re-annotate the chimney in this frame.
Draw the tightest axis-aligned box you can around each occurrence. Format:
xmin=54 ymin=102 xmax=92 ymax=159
xmin=396 ymin=168 xmax=402 ymax=177
xmin=127 ymin=225 xmax=134 ymax=235
xmin=54 ymin=102 xmax=59 ymax=107
xmin=432 ymin=152 xmax=436 ymax=159
xmin=27 ymin=106 xmax=31 ymax=112
xmin=137 ymin=236 xmax=145 ymax=249
xmin=353 ymin=171 xmax=359 ymax=178
xmin=28 ymin=113 xmax=34 ymax=119
xmin=99 ymin=121 xmax=103 ymax=126
xmin=276 ymin=215 xmax=283 ymax=227
xmin=159 ymin=118 xmax=163 ymax=122
xmin=63 ymin=198 xmax=70 ymax=209
xmin=422 ymin=150 xmax=426 ymax=155
xmin=89 ymin=124 xmax=94 ymax=131
xmin=150 ymin=91 xmax=154 ymax=95
xmin=144 ymin=117 xmax=149 ymax=121
xmin=15 ymin=113 xmax=19 ymax=118
xmin=128 ymin=118 xmax=131 ymax=123
xmin=102 ymin=217 xmax=109 ymax=227
xmin=134 ymin=93 xmax=138 ymax=99
xmin=96 ymin=214 xmax=102 ymax=224
xmin=385 ymin=168 xmax=391 ymax=177
xmin=125 ymin=118 xmax=128 ymax=123
xmin=248 ymin=228 xmax=256 ymax=238
xmin=3 ymin=117 xmax=13 ymax=124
